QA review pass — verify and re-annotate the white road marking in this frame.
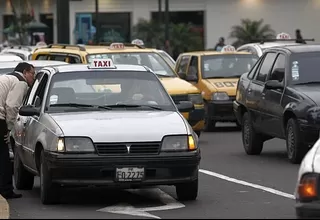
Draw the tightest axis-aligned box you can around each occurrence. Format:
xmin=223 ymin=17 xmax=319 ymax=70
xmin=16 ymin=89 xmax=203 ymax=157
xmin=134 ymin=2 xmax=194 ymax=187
xmin=97 ymin=188 xmax=185 ymax=219
xmin=199 ymin=169 xmax=295 ymax=200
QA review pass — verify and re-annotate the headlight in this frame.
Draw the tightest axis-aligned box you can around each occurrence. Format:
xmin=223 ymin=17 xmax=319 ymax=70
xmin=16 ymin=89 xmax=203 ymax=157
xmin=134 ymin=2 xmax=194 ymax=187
xmin=188 ymin=94 xmax=203 ymax=105
xmin=57 ymin=137 xmax=95 ymax=153
xmin=212 ymin=92 xmax=229 ymax=101
xmin=161 ymin=135 xmax=197 ymax=152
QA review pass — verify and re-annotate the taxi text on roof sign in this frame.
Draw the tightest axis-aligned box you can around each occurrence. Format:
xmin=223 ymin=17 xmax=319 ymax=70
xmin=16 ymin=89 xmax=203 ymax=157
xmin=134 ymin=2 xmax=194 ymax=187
xmin=89 ymin=58 xmax=116 ymax=69
xmin=109 ymin=43 xmax=125 ymax=49
xmin=221 ymin=45 xmax=236 ymax=52
xmin=276 ymin=32 xmax=291 ymax=39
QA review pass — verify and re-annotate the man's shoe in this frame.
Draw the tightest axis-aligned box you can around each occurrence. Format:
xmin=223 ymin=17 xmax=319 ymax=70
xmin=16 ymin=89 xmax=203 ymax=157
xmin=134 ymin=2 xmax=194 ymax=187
xmin=3 ymin=192 xmax=22 ymax=199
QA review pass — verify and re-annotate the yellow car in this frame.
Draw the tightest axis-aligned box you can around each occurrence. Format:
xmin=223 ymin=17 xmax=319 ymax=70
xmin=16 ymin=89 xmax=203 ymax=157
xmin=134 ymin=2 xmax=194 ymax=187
xmin=175 ymin=45 xmax=258 ymax=131
xmin=31 ymin=43 xmax=205 ymax=136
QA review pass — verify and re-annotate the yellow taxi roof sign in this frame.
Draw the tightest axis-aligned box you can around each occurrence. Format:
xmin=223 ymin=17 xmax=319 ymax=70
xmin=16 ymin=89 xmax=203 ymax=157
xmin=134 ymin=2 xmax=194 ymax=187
xmin=276 ymin=32 xmax=291 ymax=39
xmin=131 ymin=39 xmax=144 ymax=46
xmin=89 ymin=58 xmax=116 ymax=69
xmin=109 ymin=43 xmax=125 ymax=49
xmin=221 ymin=45 xmax=236 ymax=52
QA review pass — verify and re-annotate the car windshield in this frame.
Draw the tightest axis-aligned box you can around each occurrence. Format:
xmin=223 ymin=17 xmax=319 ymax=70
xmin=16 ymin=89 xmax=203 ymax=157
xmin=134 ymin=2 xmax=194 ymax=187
xmin=158 ymin=51 xmax=176 ymax=67
xmin=46 ymin=70 xmax=176 ymax=112
xmin=86 ymin=52 xmax=176 ymax=77
xmin=202 ymin=54 xmax=258 ymax=79
xmin=289 ymin=52 xmax=320 ymax=85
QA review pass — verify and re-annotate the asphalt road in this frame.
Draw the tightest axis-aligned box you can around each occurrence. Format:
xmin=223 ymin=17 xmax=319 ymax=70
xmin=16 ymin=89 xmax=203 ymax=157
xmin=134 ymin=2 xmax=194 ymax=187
xmin=8 ymin=123 xmax=299 ymax=219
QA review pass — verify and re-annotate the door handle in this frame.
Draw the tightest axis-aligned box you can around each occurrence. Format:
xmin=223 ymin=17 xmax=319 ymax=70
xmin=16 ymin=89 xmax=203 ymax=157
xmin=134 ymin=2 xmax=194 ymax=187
xmin=248 ymin=88 xmax=252 ymax=93
xmin=261 ymin=93 xmax=266 ymax=99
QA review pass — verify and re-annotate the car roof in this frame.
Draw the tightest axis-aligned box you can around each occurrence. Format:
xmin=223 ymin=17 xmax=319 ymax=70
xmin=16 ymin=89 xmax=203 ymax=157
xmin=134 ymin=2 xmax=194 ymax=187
xmin=0 ymin=60 xmax=68 ymax=69
xmin=44 ymin=63 xmax=149 ymax=75
xmin=33 ymin=44 xmax=158 ymax=55
xmin=0 ymin=54 xmax=23 ymax=61
xmin=273 ymin=44 xmax=320 ymax=53
xmin=241 ymin=42 xmax=302 ymax=50
xmin=181 ymin=51 xmax=253 ymax=56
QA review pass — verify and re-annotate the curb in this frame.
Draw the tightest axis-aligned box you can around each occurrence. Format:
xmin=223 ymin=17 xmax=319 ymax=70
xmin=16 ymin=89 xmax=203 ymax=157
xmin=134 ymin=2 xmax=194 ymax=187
xmin=0 ymin=195 xmax=9 ymax=219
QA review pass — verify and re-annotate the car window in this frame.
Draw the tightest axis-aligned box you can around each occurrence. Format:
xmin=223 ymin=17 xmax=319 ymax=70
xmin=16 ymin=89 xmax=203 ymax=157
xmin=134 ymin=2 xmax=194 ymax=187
xmin=176 ymin=55 xmax=190 ymax=74
xmin=31 ymin=74 xmax=49 ymax=107
xmin=46 ymin=70 xmax=176 ymax=112
xmin=268 ymin=54 xmax=285 ymax=82
xmin=49 ymin=55 xmax=67 ymax=62
xmin=187 ymin=56 xmax=199 ymax=79
xmin=158 ymin=51 xmax=175 ymax=67
xmin=87 ymin=52 xmax=176 ymax=77
xmin=202 ymin=54 xmax=258 ymax=78
xmin=25 ymin=73 xmax=44 ymax=105
xmin=35 ymin=54 xmax=48 ymax=60
xmin=255 ymin=52 xmax=277 ymax=82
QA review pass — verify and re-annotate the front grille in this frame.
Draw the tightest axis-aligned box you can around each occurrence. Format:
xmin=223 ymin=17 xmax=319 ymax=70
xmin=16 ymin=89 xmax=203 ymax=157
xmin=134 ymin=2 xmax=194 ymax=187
xmin=171 ymin=94 xmax=188 ymax=104
xmin=95 ymin=142 xmax=161 ymax=155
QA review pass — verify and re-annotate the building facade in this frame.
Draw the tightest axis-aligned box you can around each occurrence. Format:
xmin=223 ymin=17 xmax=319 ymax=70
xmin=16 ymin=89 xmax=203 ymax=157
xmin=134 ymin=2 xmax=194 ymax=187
xmin=1 ymin=0 xmax=320 ymax=48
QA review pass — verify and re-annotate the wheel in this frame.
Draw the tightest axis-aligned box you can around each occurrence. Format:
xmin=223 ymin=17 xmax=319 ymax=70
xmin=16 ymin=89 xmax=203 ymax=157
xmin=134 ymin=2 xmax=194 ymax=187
xmin=40 ymin=151 xmax=60 ymax=204
xmin=176 ymin=179 xmax=198 ymax=201
xmin=195 ymin=131 xmax=201 ymax=137
xmin=204 ymin=103 xmax=216 ymax=132
xmin=242 ymin=112 xmax=264 ymax=155
xmin=14 ymin=150 xmax=34 ymax=190
xmin=286 ymin=118 xmax=309 ymax=164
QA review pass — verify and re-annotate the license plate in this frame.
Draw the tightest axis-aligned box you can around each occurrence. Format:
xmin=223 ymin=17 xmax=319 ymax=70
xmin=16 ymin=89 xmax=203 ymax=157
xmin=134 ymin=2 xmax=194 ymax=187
xmin=115 ymin=167 xmax=145 ymax=182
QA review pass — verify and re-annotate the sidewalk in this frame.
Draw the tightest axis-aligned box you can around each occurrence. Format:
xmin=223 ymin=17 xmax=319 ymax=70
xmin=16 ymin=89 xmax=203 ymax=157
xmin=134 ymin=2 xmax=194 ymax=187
xmin=0 ymin=195 xmax=9 ymax=219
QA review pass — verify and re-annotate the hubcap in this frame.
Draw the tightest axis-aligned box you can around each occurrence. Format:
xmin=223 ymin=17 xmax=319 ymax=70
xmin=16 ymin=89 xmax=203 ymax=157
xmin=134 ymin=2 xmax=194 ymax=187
xmin=287 ymin=127 xmax=295 ymax=157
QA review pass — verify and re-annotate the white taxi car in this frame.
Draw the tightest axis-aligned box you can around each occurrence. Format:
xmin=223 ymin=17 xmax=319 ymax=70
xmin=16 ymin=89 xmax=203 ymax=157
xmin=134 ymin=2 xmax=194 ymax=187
xmin=295 ymin=139 xmax=320 ymax=218
xmin=12 ymin=59 xmax=201 ymax=205
xmin=237 ymin=32 xmax=314 ymax=57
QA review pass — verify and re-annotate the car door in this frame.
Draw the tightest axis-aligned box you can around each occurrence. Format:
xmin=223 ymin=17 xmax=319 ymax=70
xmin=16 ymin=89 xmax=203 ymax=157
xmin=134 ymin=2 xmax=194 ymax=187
xmin=175 ymin=55 xmax=191 ymax=76
xmin=24 ymin=72 xmax=49 ymax=169
xmin=261 ymin=53 xmax=286 ymax=137
xmin=18 ymin=72 xmax=43 ymax=167
xmin=185 ymin=56 xmax=199 ymax=85
xmin=246 ymin=52 xmax=277 ymax=131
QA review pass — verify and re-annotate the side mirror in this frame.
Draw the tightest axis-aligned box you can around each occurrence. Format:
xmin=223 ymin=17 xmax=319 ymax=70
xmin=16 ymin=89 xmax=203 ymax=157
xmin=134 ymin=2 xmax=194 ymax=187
xmin=177 ymin=72 xmax=186 ymax=79
xmin=19 ymin=105 xmax=40 ymax=117
xmin=271 ymin=68 xmax=285 ymax=81
xmin=176 ymin=101 xmax=194 ymax=112
xmin=265 ymin=80 xmax=283 ymax=90
xmin=186 ymin=74 xmax=198 ymax=82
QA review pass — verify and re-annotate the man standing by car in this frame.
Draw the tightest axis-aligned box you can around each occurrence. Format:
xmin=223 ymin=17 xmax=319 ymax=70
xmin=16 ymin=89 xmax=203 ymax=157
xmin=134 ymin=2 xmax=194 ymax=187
xmin=0 ymin=62 xmax=35 ymax=199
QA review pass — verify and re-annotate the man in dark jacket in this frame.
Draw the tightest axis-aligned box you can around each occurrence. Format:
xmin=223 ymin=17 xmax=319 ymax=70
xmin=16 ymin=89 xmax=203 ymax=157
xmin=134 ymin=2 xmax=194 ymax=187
xmin=0 ymin=62 xmax=35 ymax=199
xmin=214 ymin=37 xmax=226 ymax=51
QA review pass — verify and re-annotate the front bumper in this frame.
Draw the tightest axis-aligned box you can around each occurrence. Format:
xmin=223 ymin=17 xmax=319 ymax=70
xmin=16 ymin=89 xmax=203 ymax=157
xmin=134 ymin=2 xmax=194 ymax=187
xmin=44 ymin=151 xmax=201 ymax=187
xmin=181 ymin=106 xmax=205 ymax=131
xmin=296 ymin=202 xmax=320 ymax=218
xmin=207 ymin=100 xmax=236 ymax=122
xmin=297 ymin=119 xmax=319 ymax=145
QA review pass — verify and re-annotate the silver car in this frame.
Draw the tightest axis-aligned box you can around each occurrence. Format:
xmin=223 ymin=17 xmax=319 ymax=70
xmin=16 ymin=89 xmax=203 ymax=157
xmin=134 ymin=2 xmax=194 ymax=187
xmin=12 ymin=61 xmax=200 ymax=205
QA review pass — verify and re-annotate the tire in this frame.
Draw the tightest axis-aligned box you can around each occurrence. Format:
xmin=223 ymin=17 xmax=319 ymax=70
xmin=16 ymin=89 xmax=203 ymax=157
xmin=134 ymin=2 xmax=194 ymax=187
xmin=195 ymin=131 xmax=201 ymax=138
xmin=286 ymin=118 xmax=309 ymax=164
xmin=204 ymin=103 xmax=216 ymax=132
xmin=241 ymin=112 xmax=264 ymax=155
xmin=40 ymin=151 xmax=60 ymax=204
xmin=176 ymin=179 xmax=198 ymax=201
xmin=14 ymin=151 xmax=34 ymax=190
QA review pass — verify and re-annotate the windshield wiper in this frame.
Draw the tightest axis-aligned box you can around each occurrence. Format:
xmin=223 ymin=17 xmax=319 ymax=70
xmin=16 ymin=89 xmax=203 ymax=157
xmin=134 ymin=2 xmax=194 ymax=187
xmin=50 ymin=103 xmax=112 ymax=110
xmin=103 ymin=103 xmax=163 ymax=110
xmin=295 ymin=81 xmax=320 ymax=85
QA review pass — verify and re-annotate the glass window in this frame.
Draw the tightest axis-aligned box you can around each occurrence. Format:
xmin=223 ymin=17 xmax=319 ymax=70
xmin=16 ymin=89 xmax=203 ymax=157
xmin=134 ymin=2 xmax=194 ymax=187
xmin=158 ymin=50 xmax=176 ymax=67
xmin=201 ymin=54 xmax=259 ymax=79
xmin=86 ymin=52 xmax=176 ymax=77
xmin=289 ymin=52 xmax=320 ymax=84
xmin=46 ymin=70 xmax=176 ymax=112
xmin=255 ymin=53 xmax=277 ymax=82
xmin=269 ymin=54 xmax=285 ymax=82
xmin=177 ymin=55 xmax=190 ymax=74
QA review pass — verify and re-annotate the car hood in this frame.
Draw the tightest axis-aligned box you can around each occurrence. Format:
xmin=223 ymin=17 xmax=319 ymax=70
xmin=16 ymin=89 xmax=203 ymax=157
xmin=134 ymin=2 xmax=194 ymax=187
xmin=292 ymin=85 xmax=320 ymax=105
xmin=159 ymin=77 xmax=200 ymax=94
xmin=49 ymin=111 xmax=187 ymax=142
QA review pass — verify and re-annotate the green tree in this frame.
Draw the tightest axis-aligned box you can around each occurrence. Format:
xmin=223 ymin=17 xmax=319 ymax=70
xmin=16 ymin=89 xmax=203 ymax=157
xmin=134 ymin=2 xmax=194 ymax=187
xmin=229 ymin=18 xmax=276 ymax=48
xmin=132 ymin=19 xmax=203 ymax=59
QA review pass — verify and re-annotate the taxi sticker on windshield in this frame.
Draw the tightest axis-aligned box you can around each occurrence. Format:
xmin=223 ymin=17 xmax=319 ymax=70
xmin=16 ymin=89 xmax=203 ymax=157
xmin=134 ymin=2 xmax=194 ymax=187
xmin=49 ymin=95 xmax=58 ymax=105
xmin=292 ymin=61 xmax=299 ymax=80
xmin=204 ymin=63 xmax=210 ymax=71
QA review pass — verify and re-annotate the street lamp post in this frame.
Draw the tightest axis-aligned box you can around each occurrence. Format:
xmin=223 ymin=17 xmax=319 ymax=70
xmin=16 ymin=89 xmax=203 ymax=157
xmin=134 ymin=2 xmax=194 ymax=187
xmin=95 ymin=0 xmax=100 ymax=43
xmin=164 ymin=0 xmax=170 ymax=54
xmin=158 ymin=0 xmax=162 ymax=23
